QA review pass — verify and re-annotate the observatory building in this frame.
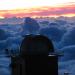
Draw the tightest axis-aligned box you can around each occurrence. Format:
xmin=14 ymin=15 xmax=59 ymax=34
xmin=11 ymin=35 xmax=59 ymax=75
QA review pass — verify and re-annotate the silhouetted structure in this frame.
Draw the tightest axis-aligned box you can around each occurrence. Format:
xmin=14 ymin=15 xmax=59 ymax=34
xmin=11 ymin=35 xmax=59 ymax=75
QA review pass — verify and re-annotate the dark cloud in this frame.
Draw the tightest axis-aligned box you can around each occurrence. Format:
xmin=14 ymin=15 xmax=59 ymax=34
xmin=58 ymin=27 xmax=75 ymax=48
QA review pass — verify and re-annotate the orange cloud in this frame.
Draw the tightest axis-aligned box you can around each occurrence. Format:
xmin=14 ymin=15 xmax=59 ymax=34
xmin=0 ymin=3 xmax=75 ymax=18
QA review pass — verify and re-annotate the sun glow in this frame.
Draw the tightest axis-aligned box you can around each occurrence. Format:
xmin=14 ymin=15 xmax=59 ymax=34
xmin=62 ymin=14 xmax=75 ymax=17
xmin=0 ymin=0 xmax=75 ymax=18
xmin=0 ymin=16 xmax=4 ymax=19
xmin=0 ymin=0 xmax=75 ymax=10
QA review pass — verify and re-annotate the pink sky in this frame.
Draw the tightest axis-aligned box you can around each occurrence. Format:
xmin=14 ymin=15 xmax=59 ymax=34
xmin=0 ymin=1 xmax=75 ymax=18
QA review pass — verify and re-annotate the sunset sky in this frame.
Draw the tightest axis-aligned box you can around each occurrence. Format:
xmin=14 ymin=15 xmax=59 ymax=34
xmin=0 ymin=0 xmax=75 ymax=18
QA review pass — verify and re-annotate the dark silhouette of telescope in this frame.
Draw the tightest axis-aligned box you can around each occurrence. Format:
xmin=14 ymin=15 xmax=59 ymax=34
xmin=10 ymin=34 xmax=59 ymax=75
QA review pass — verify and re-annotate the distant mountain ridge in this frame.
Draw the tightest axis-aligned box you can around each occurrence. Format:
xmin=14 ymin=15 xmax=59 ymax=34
xmin=0 ymin=16 xmax=75 ymax=24
xmin=0 ymin=17 xmax=24 ymax=24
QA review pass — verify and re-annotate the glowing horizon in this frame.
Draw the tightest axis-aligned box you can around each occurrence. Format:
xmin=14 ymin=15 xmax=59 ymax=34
xmin=0 ymin=0 xmax=75 ymax=18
